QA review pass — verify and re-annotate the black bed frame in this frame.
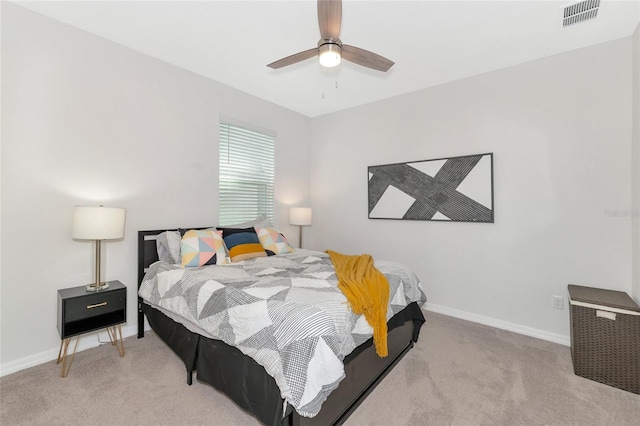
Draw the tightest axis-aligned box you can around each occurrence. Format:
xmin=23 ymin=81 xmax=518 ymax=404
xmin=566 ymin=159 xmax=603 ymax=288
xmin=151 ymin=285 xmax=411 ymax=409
xmin=137 ymin=229 xmax=425 ymax=426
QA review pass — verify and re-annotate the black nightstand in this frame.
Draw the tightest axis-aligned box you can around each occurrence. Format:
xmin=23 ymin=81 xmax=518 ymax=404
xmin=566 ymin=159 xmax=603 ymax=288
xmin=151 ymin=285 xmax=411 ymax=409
xmin=57 ymin=280 xmax=127 ymax=377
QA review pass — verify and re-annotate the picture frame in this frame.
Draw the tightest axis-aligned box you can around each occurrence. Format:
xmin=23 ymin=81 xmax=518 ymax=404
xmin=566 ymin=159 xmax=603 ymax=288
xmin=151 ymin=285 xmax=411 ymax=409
xmin=368 ymin=153 xmax=494 ymax=222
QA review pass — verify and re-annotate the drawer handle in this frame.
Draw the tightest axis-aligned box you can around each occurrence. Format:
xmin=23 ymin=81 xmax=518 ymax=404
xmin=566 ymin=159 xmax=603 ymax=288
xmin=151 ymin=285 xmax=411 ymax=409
xmin=87 ymin=302 xmax=108 ymax=309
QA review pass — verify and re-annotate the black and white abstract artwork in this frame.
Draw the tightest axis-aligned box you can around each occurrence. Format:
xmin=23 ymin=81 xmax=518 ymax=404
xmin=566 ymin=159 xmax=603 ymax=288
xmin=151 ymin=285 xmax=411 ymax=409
xmin=368 ymin=153 xmax=494 ymax=222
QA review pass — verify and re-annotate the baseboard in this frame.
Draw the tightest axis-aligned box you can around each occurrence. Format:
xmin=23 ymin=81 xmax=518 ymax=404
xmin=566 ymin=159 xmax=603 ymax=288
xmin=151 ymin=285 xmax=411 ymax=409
xmin=1 ymin=305 xmax=570 ymax=377
xmin=425 ymin=303 xmax=571 ymax=347
xmin=0 ymin=323 xmax=148 ymax=377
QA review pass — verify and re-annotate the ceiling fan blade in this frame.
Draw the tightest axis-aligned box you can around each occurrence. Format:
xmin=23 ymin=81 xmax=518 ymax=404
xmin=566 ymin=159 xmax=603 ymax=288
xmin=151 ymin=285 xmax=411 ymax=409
xmin=318 ymin=0 xmax=342 ymax=40
xmin=341 ymin=44 xmax=395 ymax=72
xmin=267 ymin=48 xmax=318 ymax=69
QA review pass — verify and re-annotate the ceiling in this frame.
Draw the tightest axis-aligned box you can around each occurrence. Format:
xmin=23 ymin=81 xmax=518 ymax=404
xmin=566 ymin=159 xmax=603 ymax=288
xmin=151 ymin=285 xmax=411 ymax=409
xmin=13 ymin=0 xmax=640 ymax=118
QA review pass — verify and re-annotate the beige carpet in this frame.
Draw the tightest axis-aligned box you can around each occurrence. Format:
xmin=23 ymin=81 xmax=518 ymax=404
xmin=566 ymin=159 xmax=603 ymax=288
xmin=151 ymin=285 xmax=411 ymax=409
xmin=1 ymin=311 xmax=639 ymax=425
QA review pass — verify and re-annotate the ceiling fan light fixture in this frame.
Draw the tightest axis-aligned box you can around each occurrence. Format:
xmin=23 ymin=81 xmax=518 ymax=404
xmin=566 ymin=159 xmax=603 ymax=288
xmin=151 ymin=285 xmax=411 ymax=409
xmin=318 ymin=43 xmax=341 ymax=68
xmin=267 ymin=0 xmax=393 ymax=72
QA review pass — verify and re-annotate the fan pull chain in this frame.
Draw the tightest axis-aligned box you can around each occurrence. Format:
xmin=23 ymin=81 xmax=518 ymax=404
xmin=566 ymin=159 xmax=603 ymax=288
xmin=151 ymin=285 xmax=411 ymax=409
xmin=322 ymin=80 xmax=338 ymax=100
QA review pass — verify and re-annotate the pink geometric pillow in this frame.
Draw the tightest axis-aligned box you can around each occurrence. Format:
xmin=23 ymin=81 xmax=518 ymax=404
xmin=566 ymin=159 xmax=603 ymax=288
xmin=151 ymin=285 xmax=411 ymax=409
xmin=180 ymin=229 xmax=228 ymax=267
xmin=254 ymin=226 xmax=294 ymax=255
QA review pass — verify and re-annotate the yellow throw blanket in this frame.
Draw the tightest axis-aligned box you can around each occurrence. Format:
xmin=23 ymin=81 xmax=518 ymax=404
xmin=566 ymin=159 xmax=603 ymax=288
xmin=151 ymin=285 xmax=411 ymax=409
xmin=327 ymin=250 xmax=390 ymax=357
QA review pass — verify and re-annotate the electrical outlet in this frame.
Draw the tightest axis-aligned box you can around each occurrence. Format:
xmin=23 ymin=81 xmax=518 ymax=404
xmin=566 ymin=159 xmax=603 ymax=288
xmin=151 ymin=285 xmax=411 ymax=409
xmin=553 ymin=295 xmax=564 ymax=310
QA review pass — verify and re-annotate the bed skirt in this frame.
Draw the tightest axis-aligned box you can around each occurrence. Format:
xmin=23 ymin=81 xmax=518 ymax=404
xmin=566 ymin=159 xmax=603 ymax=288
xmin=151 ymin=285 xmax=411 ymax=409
xmin=142 ymin=302 xmax=425 ymax=425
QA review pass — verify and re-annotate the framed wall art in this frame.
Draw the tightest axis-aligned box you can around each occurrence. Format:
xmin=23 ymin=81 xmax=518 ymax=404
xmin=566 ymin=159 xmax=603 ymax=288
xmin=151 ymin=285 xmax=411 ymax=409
xmin=368 ymin=153 xmax=494 ymax=223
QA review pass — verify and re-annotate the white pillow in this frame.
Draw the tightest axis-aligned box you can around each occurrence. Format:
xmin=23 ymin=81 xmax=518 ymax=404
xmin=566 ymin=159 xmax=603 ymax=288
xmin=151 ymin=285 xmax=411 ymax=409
xmin=156 ymin=231 xmax=181 ymax=264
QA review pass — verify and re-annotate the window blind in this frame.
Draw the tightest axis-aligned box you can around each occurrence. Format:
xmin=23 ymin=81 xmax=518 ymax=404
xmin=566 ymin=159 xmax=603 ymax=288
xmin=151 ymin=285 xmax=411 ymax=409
xmin=219 ymin=122 xmax=275 ymax=226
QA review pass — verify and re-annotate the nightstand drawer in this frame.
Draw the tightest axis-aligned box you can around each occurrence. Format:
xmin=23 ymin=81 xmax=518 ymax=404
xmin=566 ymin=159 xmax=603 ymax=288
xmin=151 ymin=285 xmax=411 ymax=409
xmin=65 ymin=291 xmax=125 ymax=321
xmin=58 ymin=281 xmax=127 ymax=339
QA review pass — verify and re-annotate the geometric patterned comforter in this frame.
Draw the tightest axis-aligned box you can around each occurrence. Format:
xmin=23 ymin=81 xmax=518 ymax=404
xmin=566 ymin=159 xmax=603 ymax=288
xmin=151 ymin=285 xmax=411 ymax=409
xmin=138 ymin=249 xmax=426 ymax=418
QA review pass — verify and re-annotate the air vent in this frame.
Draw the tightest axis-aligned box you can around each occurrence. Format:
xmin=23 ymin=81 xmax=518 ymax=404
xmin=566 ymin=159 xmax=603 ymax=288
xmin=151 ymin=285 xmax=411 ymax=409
xmin=563 ymin=0 xmax=600 ymax=27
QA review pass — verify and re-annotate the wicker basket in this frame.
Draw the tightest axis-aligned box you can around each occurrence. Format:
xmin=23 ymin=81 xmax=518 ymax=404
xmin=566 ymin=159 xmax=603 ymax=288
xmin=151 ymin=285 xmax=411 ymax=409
xmin=568 ymin=284 xmax=640 ymax=394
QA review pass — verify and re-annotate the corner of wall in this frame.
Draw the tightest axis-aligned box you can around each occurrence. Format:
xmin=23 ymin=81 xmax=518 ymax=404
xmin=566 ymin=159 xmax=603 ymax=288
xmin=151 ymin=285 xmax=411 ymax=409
xmin=632 ymin=23 xmax=640 ymax=304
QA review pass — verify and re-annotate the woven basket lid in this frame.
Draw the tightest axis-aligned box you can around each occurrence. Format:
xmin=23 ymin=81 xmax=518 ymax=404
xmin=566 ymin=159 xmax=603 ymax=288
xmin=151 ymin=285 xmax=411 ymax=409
xmin=568 ymin=284 xmax=640 ymax=312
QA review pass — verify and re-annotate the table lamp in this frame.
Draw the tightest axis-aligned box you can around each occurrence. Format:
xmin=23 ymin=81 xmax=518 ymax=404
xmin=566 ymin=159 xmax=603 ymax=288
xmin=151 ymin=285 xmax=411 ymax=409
xmin=72 ymin=206 xmax=126 ymax=291
xmin=289 ymin=207 xmax=312 ymax=249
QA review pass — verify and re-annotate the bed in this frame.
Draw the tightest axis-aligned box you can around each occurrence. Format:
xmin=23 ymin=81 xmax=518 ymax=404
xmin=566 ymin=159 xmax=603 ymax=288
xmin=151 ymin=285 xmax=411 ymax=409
xmin=137 ymin=227 xmax=426 ymax=426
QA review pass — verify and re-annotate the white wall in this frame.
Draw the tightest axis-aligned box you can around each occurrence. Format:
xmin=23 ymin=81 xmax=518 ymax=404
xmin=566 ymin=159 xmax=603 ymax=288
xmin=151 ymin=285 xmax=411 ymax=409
xmin=0 ymin=3 xmax=310 ymax=372
xmin=632 ymin=24 xmax=640 ymax=304
xmin=309 ymin=37 xmax=634 ymax=342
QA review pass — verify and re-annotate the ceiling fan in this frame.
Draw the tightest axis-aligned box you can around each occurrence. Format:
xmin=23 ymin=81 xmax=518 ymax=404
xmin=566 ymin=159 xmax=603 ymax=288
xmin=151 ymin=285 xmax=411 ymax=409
xmin=267 ymin=0 xmax=394 ymax=72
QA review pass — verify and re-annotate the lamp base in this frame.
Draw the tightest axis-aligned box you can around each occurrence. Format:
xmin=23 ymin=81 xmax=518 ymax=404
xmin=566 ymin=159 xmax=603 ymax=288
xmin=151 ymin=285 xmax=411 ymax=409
xmin=86 ymin=282 xmax=110 ymax=292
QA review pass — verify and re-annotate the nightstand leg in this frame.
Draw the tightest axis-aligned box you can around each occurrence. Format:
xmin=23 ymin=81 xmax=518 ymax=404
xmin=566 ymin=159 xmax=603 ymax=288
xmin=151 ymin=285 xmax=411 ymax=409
xmin=57 ymin=337 xmax=80 ymax=378
xmin=56 ymin=339 xmax=65 ymax=364
xmin=107 ymin=324 xmax=125 ymax=357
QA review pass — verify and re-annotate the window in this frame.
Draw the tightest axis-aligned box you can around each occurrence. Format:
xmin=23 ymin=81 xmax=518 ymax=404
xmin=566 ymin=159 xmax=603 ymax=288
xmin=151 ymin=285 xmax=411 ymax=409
xmin=219 ymin=122 xmax=275 ymax=226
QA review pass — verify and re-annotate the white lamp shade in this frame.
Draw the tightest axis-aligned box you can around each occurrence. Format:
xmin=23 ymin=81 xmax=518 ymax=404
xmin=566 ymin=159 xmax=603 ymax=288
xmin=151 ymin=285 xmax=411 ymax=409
xmin=72 ymin=206 xmax=126 ymax=240
xmin=290 ymin=207 xmax=312 ymax=226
